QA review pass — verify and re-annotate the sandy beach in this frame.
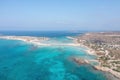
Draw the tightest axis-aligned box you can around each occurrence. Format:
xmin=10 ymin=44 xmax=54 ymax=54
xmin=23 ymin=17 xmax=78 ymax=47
xmin=0 ymin=36 xmax=82 ymax=47
xmin=0 ymin=36 xmax=49 ymax=46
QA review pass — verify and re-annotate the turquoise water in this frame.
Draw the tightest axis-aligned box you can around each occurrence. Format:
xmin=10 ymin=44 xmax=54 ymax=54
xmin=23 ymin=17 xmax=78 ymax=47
xmin=0 ymin=38 xmax=108 ymax=80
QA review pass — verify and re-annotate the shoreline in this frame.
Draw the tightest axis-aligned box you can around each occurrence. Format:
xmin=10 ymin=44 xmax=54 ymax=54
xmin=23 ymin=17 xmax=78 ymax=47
xmin=80 ymin=44 xmax=96 ymax=55
xmin=94 ymin=66 xmax=120 ymax=80
xmin=0 ymin=35 xmax=50 ymax=46
xmin=1 ymin=35 xmax=120 ymax=79
xmin=0 ymin=35 xmax=81 ymax=46
xmin=74 ymin=38 xmax=96 ymax=55
xmin=74 ymin=38 xmax=120 ymax=80
xmin=72 ymin=56 xmax=120 ymax=80
xmin=87 ymin=50 xmax=120 ymax=79
xmin=81 ymin=45 xmax=120 ymax=79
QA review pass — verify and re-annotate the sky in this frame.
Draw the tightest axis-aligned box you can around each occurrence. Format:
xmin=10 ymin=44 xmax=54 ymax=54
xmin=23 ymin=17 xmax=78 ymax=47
xmin=0 ymin=0 xmax=120 ymax=31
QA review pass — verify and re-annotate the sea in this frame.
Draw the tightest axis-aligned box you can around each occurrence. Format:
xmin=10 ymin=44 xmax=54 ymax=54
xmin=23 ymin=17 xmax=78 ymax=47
xmin=0 ymin=31 xmax=108 ymax=80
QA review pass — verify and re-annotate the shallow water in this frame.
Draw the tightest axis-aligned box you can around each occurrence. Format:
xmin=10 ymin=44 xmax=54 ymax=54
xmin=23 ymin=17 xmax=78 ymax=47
xmin=0 ymin=38 xmax=108 ymax=80
xmin=0 ymin=31 xmax=109 ymax=80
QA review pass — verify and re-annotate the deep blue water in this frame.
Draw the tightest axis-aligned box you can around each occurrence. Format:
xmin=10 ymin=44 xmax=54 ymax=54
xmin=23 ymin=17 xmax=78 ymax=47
xmin=0 ymin=31 xmax=108 ymax=80
xmin=0 ymin=31 xmax=83 ymax=37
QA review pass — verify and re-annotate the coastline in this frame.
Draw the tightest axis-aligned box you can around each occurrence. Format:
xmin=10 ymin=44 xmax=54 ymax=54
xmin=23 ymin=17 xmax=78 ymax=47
xmin=74 ymin=38 xmax=96 ymax=55
xmin=81 ymin=44 xmax=120 ymax=79
xmin=73 ymin=43 xmax=120 ymax=80
xmin=74 ymin=35 xmax=120 ymax=80
xmin=0 ymin=34 xmax=114 ymax=80
xmin=94 ymin=66 xmax=120 ymax=80
xmin=80 ymin=44 xmax=96 ymax=55
xmin=0 ymin=35 xmax=50 ymax=46
xmin=1 ymin=35 xmax=120 ymax=80
xmin=0 ymin=35 xmax=81 ymax=46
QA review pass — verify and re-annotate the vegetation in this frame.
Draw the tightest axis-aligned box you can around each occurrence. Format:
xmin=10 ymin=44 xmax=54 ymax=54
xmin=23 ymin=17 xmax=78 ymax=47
xmin=77 ymin=32 xmax=120 ymax=73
